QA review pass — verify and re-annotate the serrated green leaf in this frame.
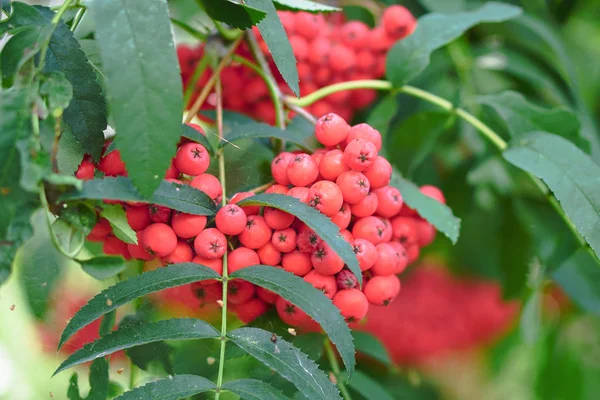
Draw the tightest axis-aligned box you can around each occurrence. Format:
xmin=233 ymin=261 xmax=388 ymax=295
xmin=292 ymin=332 xmax=324 ymax=361
xmin=221 ymin=119 xmax=312 ymax=151
xmin=55 ymin=318 xmax=219 ymax=375
xmin=228 ymin=327 xmax=341 ymax=400
xmin=58 ymin=263 xmax=221 ymax=348
xmin=120 ymin=313 xmax=174 ymax=374
xmin=40 ymin=71 xmax=73 ymax=114
xmin=67 ymin=373 xmax=83 ymax=400
xmin=503 ymin=132 xmax=600 ymax=259
xmin=273 ymin=0 xmax=339 ymax=13
xmin=346 ymin=371 xmax=394 ymax=400
xmin=200 ymin=0 xmax=266 ymax=29
xmin=87 ymin=357 xmax=110 ymax=400
xmin=230 ymin=266 xmax=355 ymax=374
xmin=386 ymin=2 xmax=522 ymax=86
xmin=247 ymin=0 xmax=299 ymax=96
xmin=61 ymin=177 xmax=216 ymax=216
xmin=477 ymin=91 xmax=589 ymax=152
xmin=52 ymin=217 xmax=85 ymax=257
xmin=100 ymin=203 xmax=137 ymax=244
xmin=56 ymin=127 xmax=85 ymax=175
xmin=80 ymin=256 xmax=126 ymax=280
xmin=87 ymin=0 xmax=183 ymax=197
xmin=390 ymin=174 xmax=460 ymax=244
xmin=351 ymin=331 xmax=391 ymax=364
xmin=552 ymin=249 xmax=600 ymax=315
xmin=1 ymin=26 xmax=39 ymax=88
xmin=182 ymin=123 xmax=215 ymax=156
xmin=238 ymin=194 xmax=361 ymax=285
xmin=222 ymin=379 xmax=290 ymax=400
xmin=114 ymin=374 xmax=215 ymax=400
xmin=16 ymin=138 xmax=50 ymax=192
xmin=60 ymin=202 xmax=97 ymax=236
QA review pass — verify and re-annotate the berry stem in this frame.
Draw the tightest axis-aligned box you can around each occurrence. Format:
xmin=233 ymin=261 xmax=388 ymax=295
xmin=214 ymin=78 xmax=229 ymax=400
xmin=324 ymin=339 xmax=353 ymax=400
xmin=70 ymin=7 xmax=86 ymax=33
xmin=247 ymin=180 xmax=275 ymax=194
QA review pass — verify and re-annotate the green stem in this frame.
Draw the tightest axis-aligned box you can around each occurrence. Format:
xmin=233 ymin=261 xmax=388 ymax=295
xmin=183 ymin=55 xmax=210 ymax=107
xmin=38 ymin=0 xmax=76 ymax=71
xmin=324 ymin=340 xmax=353 ymax=400
xmin=129 ymin=362 xmax=137 ymax=389
xmin=285 ymin=79 xmax=393 ymax=108
xmin=214 ymin=78 xmax=229 ymax=400
xmin=70 ymin=7 xmax=86 ymax=33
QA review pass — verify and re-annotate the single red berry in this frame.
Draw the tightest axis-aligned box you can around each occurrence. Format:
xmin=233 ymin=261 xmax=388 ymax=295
xmin=364 ymin=275 xmax=401 ymax=306
xmin=420 ymin=185 xmax=446 ymax=204
xmin=352 ymin=216 xmax=387 ymax=245
xmin=271 ymin=152 xmax=295 ymax=185
xmin=215 ymin=204 xmax=247 ymax=235
xmin=351 ymin=192 xmax=378 ymax=218
xmin=304 ymin=270 xmax=337 ymax=299
xmin=98 ymin=150 xmax=126 ymax=176
xmin=388 ymin=241 xmax=408 ymax=274
xmin=331 ymin=203 xmax=352 ymax=230
xmin=340 ymin=21 xmax=370 ymax=49
xmin=276 ymin=297 xmax=310 ymax=327
xmin=329 ymin=44 xmax=356 ymax=72
xmin=75 ymin=157 xmax=95 ymax=180
xmin=190 ymin=174 xmax=222 ymax=202
xmin=380 ymin=217 xmax=393 ymax=242
xmin=333 ymin=289 xmax=369 ymax=322
xmin=191 ymin=281 xmax=222 ymax=305
xmin=356 ymin=50 xmax=376 ymax=72
xmin=336 ymin=171 xmax=370 ymax=204
xmin=309 ymin=37 xmax=332 ymax=65
xmin=193 ymin=228 xmax=227 ymax=259
xmin=164 ymin=240 xmax=193 ymax=264
xmin=230 ymin=191 xmax=260 ymax=215
xmin=416 ymin=219 xmax=436 ymax=247
xmin=264 ymin=207 xmax=295 ymax=230
xmin=382 ymin=5 xmax=417 ymax=40
xmin=314 ymin=66 xmax=332 ymax=85
xmin=193 ymin=255 xmax=223 ymax=277
xmin=369 ymin=27 xmax=394 ymax=53
xmin=311 ymin=242 xmax=344 ymax=275
xmin=343 ymin=138 xmax=378 ymax=171
xmin=404 ymin=242 xmax=420 ymax=264
xmin=390 ymin=217 xmax=419 ymax=245
xmin=164 ymin=161 xmax=180 ymax=180
xmin=234 ymin=298 xmax=268 ymax=323
xmin=307 ymin=180 xmax=344 ymax=217
xmin=272 ymin=228 xmax=297 ymax=253
xmin=87 ymin=218 xmax=112 ymax=242
xmin=287 ymin=153 xmax=319 ymax=187
xmin=265 ymin=185 xmax=290 ymax=196
xmin=336 ymin=269 xmax=359 ymax=290
xmin=282 ymin=250 xmax=312 ymax=276
xmin=128 ymin=231 xmax=153 ymax=261
xmin=294 ymin=12 xmax=324 ymax=40
xmin=345 ymin=124 xmax=382 ymax=152
xmin=228 ymin=247 xmax=260 ymax=274
xmin=171 ymin=212 xmax=207 ymax=239
xmin=340 ymin=229 xmax=354 ymax=243
xmin=174 ymin=142 xmax=210 ymax=176
xmin=228 ymin=280 xmax=255 ymax=305
xmin=352 ymin=238 xmax=378 ymax=271
xmin=142 ymin=223 xmax=177 ymax=257
xmin=103 ymin=236 xmax=130 ymax=259
xmin=290 ymin=35 xmax=309 ymax=60
xmin=148 ymin=205 xmax=172 ymax=223
xmin=296 ymin=224 xmax=321 ymax=253
xmin=239 ymin=215 xmax=272 ymax=249
xmin=374 ymin=186 xmax=403 ymax=218
xmin=371 ymin=243 xmax=403 ymax=276
xmin=363 ymin=156 xmax=392 ymax=189
xmin=315 ymin=113 xmax=350 ymax=147
xmin=257 ymin=242 xmax=282 ymax=266
xmin=125 ymin=205 xmax=151 ymax=231
xmin=257 ymin=287 xmax=278 ymax=304
xmin=319 ymin=150 xmax=349 ymax=181
xmin=287 ymin=186 xmax=310 ymax=204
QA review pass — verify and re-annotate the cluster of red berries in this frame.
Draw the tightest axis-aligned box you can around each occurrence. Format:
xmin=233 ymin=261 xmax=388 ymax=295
xmin=178 ymin=6 xmax=417 ymax=124
xmin=362 ymin=265 xmax=519 ymax=364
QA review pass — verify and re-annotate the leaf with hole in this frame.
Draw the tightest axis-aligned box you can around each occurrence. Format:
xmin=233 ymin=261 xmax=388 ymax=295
xmin=273 ymin=0 xmax=339 ymax=13
xmin=228 ymin=327 xmax=341 ymax=400
xmin=58 ymin=263 xmax=221 ymax=348
xmin=199 ymin=0 xmax=266 ymax=29
xmin=238 ymin=194 xmax=361 ymax=284
xmin=61 ymin=177 xmax=216 ymax=216
xmin=552 ymin=249 xmax=600 ymax=315
xmin=504 ymin=132 xmax=600 ymax=259
xmin=222 ymin=379 xmax=289 ymax=400
xmin=247 ymin=0 xmax=299 ymax=96
xmin=231 ymin=266 xmax=355 ymax=374
xmin=387 ymin=2 xmax=522 ymax=86
xmin=114 ymin=374 xmax=215 ymax=400
xmin=87 ymin=0 xmax=183 ymax=196
xmin=351 ymin=331 xmax=391 ymax=364
xmin=80 ymin=256 xmax=126 ymax=281
xmin=100 ymin=204 xmax=137 ymax=244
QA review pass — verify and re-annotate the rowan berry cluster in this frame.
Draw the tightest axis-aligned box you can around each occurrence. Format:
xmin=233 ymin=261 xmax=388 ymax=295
xmin=76 ymin=115 xmax=444 ymax=328
xmin=178 ymin=6 xmax=417 ymax=123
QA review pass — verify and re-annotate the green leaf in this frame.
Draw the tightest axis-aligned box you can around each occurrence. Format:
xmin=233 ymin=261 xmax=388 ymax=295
xmin=87 ymin=357 xmax=110 ymax=400
xmin=100 ymin=203 xmax=137 ymax=244
xmin=230 ymin=266 xmax=355 ymax=374
xmin=40 ymin=71 xmax=73 ymax=114
xmin=1 ymin=27 xmax=39 ymax=88
xmin=199 ymin=0 xmax=266 ymax=29
xmin=55 ymin=318 xmax=219 ymax=375
xmin=272 ymin=0 xmax=339 ymax=13
xmin=223 ymin=379 xmax=290 ymax=400
xmin=238 ymin=194 xmax=361 ymax=285
xmin=58 ymin=263 xmax=221 ymax=348
xmin=386 ymin=2 xmax=522 ymax=86
xmin=61 ymin=177 xmax=216 ymax=216
xmin=552 ymin=249 xmax=600 ymax=315
xmin=227 ymin=327 xmax=341 ymax=400
xmin=80 ymin=256 xmax=126 ymax=280
xmin=67 ymin=373 xmax=83 ymax=400
xmin=390 ymin=174 xmax=461 ymax=244
xmin=182 ymin=123 xmax=215 ymax=156
xmin=52 ymin=217 xmax=85 ymax=257
xmin=247 ymin=0 xmax=299 ymax=96
xmin=419 ymin=0 xmax=466 ymax=13
xmin=87 ymin=0 xmax=184 ymax=197
xmin=56 ymin=127 xmax=85 ymax=175
xmin=221 ymin=119 xmax=312 ymax=151
xmin=503 ymin=132 xmax=600 ymax=259
xmin=477 ymin=91 xmax=589 ymax=152
xmin=60 ymin=202 xmax=97 ymax=236
xmin=367 ymin=95 xmax=397 ymax=138
xmin=350 ymin=331 xmax=391 ymax=364
xmin=114 ymin=375 xmax=215 ymax=400
xmin=346 ymin=371 xmax=394 ymax=400
xmin=520 ymin=290 xmax=542 ymax=343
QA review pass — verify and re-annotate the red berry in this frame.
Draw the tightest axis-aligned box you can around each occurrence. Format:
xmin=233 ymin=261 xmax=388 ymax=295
xmin=388 ymin=241 xmax=408 ymax=274
xmin=319 ymin=150 xmax=349 ymax=181
xmin=304 ymin=270 xmax=337 ymax=299
xmin=265 ymin=185 xmax=289 ymax=195
xmin=308 ymin=37 xmax=332 ymax=65
xmin=364 ymin=275 xmax=401 ymax=306
xmin=271 ymin=152 xmax=295 ymax=185
xmin=215 ymin=204 xmax=247 ymax=235
xmin=76 ymin=158 xmax=95 ymax=180
xmin=230 ymin=191 xmax=260 ymax=215
xmin=352 ymin=216 xmax=387 ymax=245
xmin=336 ymin=171 xmax=370 ymax=204
xmin=341 ymin=21 xmax=370 ymax=49
xmin=311 ymin=242 xmax=344 ymax=275
xmin=390 ymin=217 xmax=419 ymax=245
xmin=331 ymin=203 xmax=352 ymax=230
xmin=228 ymin=247 xmax=260 ymax=274
xmin=272 ymin=228 xmax=297 ymax=253
xmin=193 ymin=228 xmax=227 ymax=259
xmin=190 ymin=174 xmax=222 ymax=202
xmin=340 ymin=229 xmax=354 ymax=242
xmin=287 ymin=153 xmax=319 ymax=187
xmin=420 ymin=185 xmax=446 ymax=204
xmin=351 ymin=192 xmax=378 ymax=218
xmin=193 ymin=255 xmax=223 ymax=277
xmin=363 ymin=156 xmax=392 ymax=189
xmin=343 ymin=138 xmax=378 ymax=171
xmin=294 ymin=12 xmax=324 ymax=40
xmin=404 ymin=242 xmax=420 ymax=264
xmin=369 ymin=27 xmax=394 ymax=52
xmin=333 ymin=289 xmax=368 ymax=322
xmin=87 ymin=218 xmax=112 ymax=242
xmin=382 ymin=5 xmax=417 ymax=40
xmin=186 ymin=123 xmax=206 ymax=136
xmin=336 ymin=269 xmax=358 ymax=290
xmin=290 ymin=35 xmax=309 ymax=61
xmin=164 ymin=162 xmax=180 ymax=180
xmin=329 ymin=45 xmax=356 ymax=72
xmin=228 ymin=280 xmax=255 ymax=305
xmin=257 ymin=242 xmax=282 ymax=266
xmin=164 ymin=240 xmax=193 ymax=264
xmin=98 ymin=150 xmax=126 ymax=176
xmin=356 ymin=50 xmax=376 ymax=72
xmin=276 ymin=297 xmax=310 ymax=327
xmin=126 ymin=205 xmax=151 ymax=231
xmin=380 ymin=217 xmax=393 ymax=243
xmin=296 ymin=224 xmax=321 ymax=253
xmin=352 ymin=238 xmax=378 ymax=271
xmin=371 ymin=243 xmax=406 ymax=276
xmin=239 ymin=215 xmax=272 ymax=249
xmin=282 ymin=250 xmax=312 ymax=276
xmin=149 ymin=205 xmax=172 ymax=223
xmin=103 ymin=236 xmax=130 ymax=258
xmin=142 ymin=223 xmax=177 ymax=257
xmin=416 ymin=219 xmax=436 ymax=247
xmin=315 ymin=113 xmax=350 ymax=146
xmin=374 ymin=186 xmax=403 ymax=218
xmin=287 ymin=186 xmax=310 ymax=204
xmin=257 ymin=287 xmax=278 ymax=304
xmin=345 ymin=124 xmax=382 ymax=151
xmin=128 ymin=232 xmax=154 ymax=261
xmin=264 ymin=207 xmax=295 ymax=230
xmin=174 ymin=142 xmax=210 ymax=176
xmin=171 ymin=212 xmax=207 ymax=239
xmin=234 ymin=298 xmax=267 ymax=323
xmin=308 ymin=181 xmax=343 ymax=217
